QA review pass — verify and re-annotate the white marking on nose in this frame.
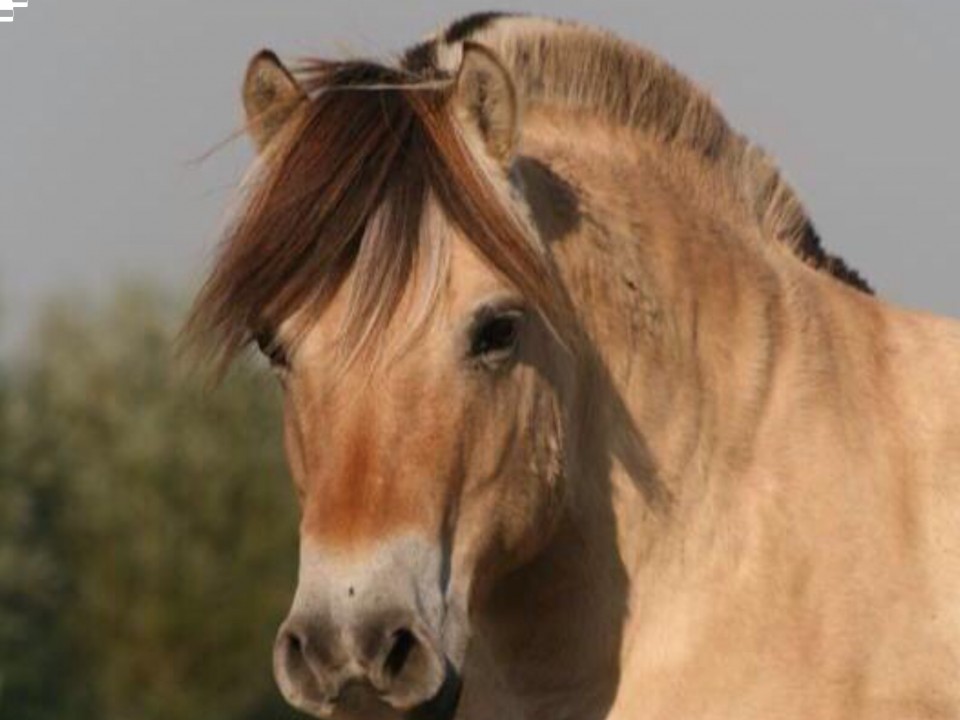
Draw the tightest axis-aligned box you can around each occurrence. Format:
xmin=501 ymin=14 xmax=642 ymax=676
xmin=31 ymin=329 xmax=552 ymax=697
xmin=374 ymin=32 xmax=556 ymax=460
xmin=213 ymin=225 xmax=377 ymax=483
xmin=294 ymin=534 xmax=447 ymax=638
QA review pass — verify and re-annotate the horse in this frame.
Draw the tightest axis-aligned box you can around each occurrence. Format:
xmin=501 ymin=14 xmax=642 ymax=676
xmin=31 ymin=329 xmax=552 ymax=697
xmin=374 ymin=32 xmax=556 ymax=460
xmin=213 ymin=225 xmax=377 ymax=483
xmin=187 ymin=13 xmax=960 ymax=720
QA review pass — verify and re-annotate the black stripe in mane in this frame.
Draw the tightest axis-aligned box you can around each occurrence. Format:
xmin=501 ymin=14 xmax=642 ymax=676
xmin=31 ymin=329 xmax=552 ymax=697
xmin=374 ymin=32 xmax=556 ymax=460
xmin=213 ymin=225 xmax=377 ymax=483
xmin=444 ymin=11 xmax=512 ymax=43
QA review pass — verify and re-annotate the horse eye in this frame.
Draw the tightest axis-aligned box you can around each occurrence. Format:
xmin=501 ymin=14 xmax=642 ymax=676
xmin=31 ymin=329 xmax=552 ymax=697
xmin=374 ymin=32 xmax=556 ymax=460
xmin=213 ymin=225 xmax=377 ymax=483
xmin=470 ymin=313 xmax=521 ymax=360
xmin=254 ymin=329 xmax=288 ymax=369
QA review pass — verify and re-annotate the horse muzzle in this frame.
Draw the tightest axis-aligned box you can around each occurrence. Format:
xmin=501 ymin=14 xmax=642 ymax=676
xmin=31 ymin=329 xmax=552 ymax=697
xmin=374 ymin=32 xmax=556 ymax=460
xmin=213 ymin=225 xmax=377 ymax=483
xmin=273 ymin=537 xmax=466 ymax=719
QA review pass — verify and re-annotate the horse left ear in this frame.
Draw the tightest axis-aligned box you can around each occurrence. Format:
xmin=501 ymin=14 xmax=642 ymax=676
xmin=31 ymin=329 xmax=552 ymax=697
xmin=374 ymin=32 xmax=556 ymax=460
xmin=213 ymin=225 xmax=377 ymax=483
xmin=243 ymin=50 xmax=307 ymax=153
xmin=452 ymin=42 xmax=520 ymax=166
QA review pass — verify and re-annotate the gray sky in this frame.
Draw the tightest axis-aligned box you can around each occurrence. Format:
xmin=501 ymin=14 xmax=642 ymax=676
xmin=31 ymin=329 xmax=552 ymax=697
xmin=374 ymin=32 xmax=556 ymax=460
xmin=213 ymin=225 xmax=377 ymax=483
xmin=1 ymin=0 xmax=957 ymax=350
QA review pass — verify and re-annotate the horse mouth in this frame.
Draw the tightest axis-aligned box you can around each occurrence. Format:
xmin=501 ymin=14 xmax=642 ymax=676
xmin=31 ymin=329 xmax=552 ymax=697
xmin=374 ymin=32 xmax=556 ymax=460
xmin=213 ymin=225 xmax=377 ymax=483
xmin=404 ymin=662 xmax=462 ymax=720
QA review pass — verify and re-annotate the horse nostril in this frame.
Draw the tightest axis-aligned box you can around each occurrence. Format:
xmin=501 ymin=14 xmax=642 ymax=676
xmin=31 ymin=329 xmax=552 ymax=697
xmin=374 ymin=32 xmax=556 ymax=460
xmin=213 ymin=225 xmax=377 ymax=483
xmin=277 ymin=627 xmax=310 ymax=685
xmin=383 ymin=628 xmax=418 ymax=680
xmin=366 ymin=622 xmax=446 ymax=710
xmin=274 ymin=621 xmax=340 ymax=715
xmin=287 ymin=631 xmax=303 ymax=657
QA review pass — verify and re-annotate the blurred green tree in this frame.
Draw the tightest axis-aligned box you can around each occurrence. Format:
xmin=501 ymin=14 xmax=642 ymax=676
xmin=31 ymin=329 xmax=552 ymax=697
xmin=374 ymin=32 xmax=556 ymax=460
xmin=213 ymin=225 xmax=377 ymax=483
xmin=1 ymin=306 xmax=84 ymax=720
xmin=0 ymin=284 xmax=303 ymax=720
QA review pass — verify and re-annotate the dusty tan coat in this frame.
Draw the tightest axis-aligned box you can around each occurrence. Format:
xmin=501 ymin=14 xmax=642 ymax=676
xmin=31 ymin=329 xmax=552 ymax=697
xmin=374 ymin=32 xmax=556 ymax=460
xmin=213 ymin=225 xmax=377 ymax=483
xmin=446 ymin=17 xmax=960 ymax=720
xmin=193 ymin=13 xmax=960 ymax=720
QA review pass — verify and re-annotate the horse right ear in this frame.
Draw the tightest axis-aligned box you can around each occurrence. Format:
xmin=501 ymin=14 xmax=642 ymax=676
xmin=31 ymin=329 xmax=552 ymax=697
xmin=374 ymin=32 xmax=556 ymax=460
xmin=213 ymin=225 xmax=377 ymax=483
xmin=243 ymin=50 xmax=307 ymax=153
xmin=452 ymin=42 xmax=520 ymax=167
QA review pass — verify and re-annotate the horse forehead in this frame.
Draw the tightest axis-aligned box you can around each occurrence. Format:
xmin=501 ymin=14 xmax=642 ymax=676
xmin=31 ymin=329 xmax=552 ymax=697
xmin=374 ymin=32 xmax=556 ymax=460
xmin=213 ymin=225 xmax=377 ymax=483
xmin=291 ymin=238 xmax=509 ymax=369
xmin=291 ymin=346 xmax=456 ymax=427
xmin=447 ymin=233 xmax=515 ymax=309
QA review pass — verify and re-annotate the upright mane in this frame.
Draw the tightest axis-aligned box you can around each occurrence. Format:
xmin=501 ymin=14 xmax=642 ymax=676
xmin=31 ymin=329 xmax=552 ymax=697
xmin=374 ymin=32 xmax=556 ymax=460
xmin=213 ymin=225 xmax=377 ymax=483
xmin=188 ymin=12 xmax=871 ymax=367
xmin=405 ymin=13 xmax=872 ymax=293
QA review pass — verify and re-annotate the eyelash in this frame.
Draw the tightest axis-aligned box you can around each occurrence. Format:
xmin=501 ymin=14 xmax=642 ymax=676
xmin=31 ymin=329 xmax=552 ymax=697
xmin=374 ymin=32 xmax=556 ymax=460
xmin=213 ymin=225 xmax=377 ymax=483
xmin=254 ymin=329 xmax=288 ymax=368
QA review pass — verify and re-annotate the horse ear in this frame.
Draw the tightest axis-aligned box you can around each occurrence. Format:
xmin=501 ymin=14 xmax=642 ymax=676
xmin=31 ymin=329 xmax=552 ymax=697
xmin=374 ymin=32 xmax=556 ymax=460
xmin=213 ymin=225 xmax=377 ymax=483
xmin=452 ymin=42 xmax=520 ymax=166
xmin=243 ymin=50 xmax=307 ymax=153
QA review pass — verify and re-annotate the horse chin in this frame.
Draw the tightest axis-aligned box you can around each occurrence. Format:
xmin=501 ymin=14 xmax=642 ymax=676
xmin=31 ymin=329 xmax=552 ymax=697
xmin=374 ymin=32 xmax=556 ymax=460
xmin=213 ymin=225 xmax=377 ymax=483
xmin=402 ymin=661 xmax=463 ymax=720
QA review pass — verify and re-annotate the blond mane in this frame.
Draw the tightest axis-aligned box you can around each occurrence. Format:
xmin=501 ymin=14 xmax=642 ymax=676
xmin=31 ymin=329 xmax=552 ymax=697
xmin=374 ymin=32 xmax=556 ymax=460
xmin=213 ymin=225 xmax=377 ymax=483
xmin=405 ymin=13 xmax=871 ymax=292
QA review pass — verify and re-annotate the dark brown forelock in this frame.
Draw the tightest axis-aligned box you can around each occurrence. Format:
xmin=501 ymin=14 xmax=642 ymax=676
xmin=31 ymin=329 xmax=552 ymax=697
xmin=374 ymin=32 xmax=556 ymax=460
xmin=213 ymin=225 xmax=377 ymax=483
xmin=186 ymin=59 xmax=571 ymax=371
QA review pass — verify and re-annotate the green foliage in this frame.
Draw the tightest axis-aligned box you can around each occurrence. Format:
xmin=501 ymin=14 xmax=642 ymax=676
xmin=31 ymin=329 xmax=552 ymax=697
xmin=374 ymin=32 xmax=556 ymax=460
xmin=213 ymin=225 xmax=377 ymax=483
xmin=0 ymin=285 xmax=303 ymax=720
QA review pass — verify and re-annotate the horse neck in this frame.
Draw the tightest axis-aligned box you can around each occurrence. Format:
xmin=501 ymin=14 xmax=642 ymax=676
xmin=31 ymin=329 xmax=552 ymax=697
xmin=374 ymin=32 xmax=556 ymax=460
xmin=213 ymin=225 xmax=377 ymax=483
xmin=481 ymin=110 xmax=829 ymax=715
xmin=523 ymin=108 xmax=793 ymax=526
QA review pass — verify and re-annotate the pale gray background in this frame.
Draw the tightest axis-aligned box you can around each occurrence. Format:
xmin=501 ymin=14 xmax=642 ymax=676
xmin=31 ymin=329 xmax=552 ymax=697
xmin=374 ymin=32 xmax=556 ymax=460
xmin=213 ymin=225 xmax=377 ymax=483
xmin=1 ymin=0 xmax=957 ymax=350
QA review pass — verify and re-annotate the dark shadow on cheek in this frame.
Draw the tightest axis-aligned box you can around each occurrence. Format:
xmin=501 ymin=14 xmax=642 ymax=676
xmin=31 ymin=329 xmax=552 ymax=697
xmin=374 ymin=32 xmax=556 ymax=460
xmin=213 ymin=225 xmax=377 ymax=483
xmin=514 ymin=155 xmax=582 ymax=245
